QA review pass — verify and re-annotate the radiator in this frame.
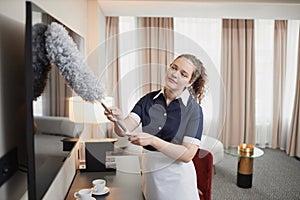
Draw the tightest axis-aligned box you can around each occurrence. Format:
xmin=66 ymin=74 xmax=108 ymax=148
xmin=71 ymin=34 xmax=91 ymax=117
xmin=255 ymin=123 xmax=272 ymax=148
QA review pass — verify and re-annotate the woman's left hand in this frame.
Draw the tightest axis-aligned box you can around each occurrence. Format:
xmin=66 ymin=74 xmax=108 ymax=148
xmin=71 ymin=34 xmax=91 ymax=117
xmin=128 ymin=132 xmax=198 ymax=162
xmin=128 ymin=132 xmax=155 ymax=147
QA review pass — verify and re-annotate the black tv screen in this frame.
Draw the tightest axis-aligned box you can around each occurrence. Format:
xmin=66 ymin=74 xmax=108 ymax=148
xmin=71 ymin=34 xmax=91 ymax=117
xmin=25 ymin=2 xmax=84 ymax=199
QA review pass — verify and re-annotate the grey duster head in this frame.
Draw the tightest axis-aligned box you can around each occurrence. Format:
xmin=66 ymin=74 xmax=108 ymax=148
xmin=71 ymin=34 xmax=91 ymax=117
xmin=44 ymin=22 xmax=104 ymax=102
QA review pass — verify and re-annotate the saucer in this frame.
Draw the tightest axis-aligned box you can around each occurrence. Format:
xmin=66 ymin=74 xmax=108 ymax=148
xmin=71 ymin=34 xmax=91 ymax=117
xmin=92 ymin=186 xmax=110 ymax=195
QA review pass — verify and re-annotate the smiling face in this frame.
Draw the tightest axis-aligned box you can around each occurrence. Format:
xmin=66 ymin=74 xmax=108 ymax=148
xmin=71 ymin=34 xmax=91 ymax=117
xmin=165 ymin=57 xmax=196 ymax=93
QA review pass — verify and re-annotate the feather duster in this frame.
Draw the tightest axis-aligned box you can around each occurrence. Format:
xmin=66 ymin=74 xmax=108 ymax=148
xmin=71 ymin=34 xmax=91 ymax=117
xmin=44 ymin=22 xmax=104 ymax=102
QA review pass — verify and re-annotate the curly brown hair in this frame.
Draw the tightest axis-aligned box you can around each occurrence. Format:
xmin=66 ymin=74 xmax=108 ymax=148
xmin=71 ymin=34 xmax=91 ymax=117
xmin=174 ymin=54 xmax=207 ymax=104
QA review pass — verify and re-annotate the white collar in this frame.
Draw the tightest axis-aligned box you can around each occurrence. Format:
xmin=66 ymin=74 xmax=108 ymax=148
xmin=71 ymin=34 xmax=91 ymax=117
xmin=153 ymin=88 xmax=190 ymax=106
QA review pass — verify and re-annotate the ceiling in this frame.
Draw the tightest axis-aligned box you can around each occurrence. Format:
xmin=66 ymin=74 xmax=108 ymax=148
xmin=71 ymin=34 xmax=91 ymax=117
xmin=97 ymin=0 xmax=300 ymax=19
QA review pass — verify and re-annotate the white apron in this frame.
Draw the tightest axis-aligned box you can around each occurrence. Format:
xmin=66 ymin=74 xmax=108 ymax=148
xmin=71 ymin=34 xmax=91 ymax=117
xmin=141 ymin=149 xmax=200 ymax=200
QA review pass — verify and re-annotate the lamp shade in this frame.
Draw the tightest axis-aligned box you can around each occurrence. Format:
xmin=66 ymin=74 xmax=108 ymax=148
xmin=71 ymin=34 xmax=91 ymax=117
xmin=69 ymin=96 xmax=113 ymax=124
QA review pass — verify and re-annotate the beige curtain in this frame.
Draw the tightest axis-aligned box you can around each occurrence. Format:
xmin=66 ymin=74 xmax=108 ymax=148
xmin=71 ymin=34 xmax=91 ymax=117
xmin=43 ymin=65 xmax=72 ymax=117
xmin=220 ymin=19 xmax=255 ymax=147
xmin=286 ymin=26 xmax=300 ymax=157
xmin=137 ymin=17 xmax=174 ymax=94
xmin=105 ymin=17 xmax=120 ymax=107
xmin=272 ymin=20 xmax=288 ymax=148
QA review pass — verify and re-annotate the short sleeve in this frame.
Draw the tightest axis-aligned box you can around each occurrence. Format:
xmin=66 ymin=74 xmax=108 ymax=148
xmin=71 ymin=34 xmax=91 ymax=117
xmin=183 ymin=136 xmax=201 ymax=146
xmin=131 ymin=95 xmax=145 ymax=118
xmin=184 ymin=106 xmax=203 ymax=141
xmin=129 ymin=112 xmax=141 ymax=124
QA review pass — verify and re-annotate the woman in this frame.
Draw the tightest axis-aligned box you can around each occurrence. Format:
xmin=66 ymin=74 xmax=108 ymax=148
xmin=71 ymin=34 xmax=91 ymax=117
xmin=104 ymin=54 xmax=207 ymax=200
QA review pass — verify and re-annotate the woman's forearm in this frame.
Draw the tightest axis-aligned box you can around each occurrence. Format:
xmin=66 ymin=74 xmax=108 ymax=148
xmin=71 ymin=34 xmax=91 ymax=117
xmin=151 ymin=137 xmax=198 ymax=163
xmin=113 ymin=121 xmax=127 ymax=137
xmin=130 ymin=133 xmax=198 ymax=162
xmin=113 ymin=116 xmax=139 ymax=137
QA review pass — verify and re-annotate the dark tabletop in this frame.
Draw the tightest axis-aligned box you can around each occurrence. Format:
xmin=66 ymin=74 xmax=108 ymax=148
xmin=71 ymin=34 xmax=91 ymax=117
xmin=65 ymin=170 xmax=144 ymax=200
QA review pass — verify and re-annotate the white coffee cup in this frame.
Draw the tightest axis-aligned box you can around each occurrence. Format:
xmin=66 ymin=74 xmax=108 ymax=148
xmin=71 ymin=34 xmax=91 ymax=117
xmin=92 ymin=179 xmax=106 ymax=193
xmin=74 ymin=188 xmax=92 ymax=200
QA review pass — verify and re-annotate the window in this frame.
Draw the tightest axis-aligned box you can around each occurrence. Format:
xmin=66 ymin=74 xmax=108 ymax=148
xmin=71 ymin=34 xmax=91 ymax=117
xmin=174 ymin=18 xmax=222 ymax=137
xmin=254 ymin=20 xmax=274 ymax=147
xmin=118 ymin=17 xmax=140 ymax=114
xmin=254 ymin=19 xmax=300 ymax=148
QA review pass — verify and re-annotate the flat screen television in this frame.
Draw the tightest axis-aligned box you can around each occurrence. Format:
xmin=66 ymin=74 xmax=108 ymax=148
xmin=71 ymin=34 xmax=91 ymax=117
xmin=25 ymin=2 xmax=84 ymax=199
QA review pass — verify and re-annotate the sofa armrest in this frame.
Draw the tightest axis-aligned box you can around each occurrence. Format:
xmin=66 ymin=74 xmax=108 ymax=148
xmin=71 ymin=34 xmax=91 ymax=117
xmin=199 ymin=135 xmax=224 ymax=165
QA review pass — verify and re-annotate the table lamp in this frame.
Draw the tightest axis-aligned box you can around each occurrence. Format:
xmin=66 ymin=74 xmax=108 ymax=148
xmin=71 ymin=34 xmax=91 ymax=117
xmin=68 ymin=96 xmax=113 ymax=138
xmin=68 ymin=96 xmax=117 ymax=171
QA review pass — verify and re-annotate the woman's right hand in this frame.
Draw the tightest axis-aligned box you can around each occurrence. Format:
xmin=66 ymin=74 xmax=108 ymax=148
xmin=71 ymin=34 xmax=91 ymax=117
xmin=103 ymin=106 xmax=122 ymax=122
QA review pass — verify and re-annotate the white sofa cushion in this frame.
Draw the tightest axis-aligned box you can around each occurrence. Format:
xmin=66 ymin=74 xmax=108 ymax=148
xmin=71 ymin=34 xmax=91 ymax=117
xmin=34 ymin=116 xmax=83 ymax=138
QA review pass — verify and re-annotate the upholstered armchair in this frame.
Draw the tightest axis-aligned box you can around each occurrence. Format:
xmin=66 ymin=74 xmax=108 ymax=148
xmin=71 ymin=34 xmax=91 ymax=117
xmin=193 ymin=149 xmax=213 ymax=200
xmin=199 ymin=135 xmax=224 ymax=173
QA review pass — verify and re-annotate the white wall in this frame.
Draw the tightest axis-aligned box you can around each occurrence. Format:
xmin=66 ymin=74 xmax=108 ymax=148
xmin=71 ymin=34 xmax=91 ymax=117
xmin=0 ymin=0 xmax=88 ymax=41
xmin=0 ymin=0 xmax=89 ymax=199
xmin=87 ymin=0 xmax=107 ymax=75
xmin=0 ymin=12 xmax=27 ymax=200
